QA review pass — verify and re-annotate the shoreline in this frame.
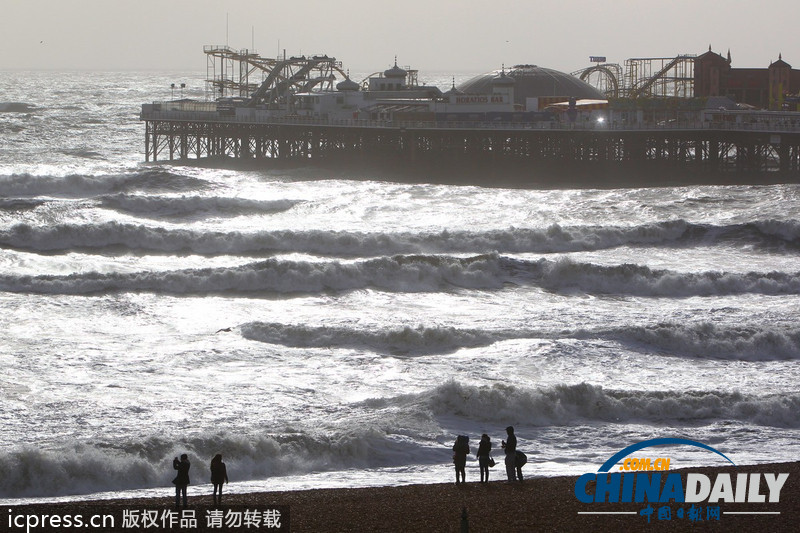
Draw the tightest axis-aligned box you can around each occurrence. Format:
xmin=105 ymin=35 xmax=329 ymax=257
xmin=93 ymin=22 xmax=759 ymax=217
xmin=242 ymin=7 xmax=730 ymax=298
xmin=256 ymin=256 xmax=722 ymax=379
xmin=7 ymin=461 xmax=798 ymax=532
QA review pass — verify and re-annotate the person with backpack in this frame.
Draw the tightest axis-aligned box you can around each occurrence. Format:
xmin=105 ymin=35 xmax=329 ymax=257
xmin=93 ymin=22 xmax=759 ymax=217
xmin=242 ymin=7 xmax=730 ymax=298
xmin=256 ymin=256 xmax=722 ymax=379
xmin=452 ymin=435 xmax=470 ymax=484
xmin=476 ymin=434 xmax=493 ymax=483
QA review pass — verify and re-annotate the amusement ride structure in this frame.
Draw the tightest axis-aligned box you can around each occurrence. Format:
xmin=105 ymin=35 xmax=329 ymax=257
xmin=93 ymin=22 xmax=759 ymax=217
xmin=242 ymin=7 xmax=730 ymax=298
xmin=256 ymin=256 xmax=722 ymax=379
xmin=204 ymin=45 xmax=348 ymax=107
xmin=572 ymin=54 xmax=696 ymax=99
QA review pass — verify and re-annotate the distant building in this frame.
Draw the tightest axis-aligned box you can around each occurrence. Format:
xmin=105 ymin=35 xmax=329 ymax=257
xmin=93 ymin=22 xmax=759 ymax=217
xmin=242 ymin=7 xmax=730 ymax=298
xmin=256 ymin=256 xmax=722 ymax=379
xmin=694 ymin=47 xmax=800 ymax=110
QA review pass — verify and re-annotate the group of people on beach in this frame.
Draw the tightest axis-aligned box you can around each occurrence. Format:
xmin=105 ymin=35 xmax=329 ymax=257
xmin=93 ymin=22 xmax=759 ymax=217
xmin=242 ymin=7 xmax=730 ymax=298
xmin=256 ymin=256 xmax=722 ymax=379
xmin=170 ymin=427 xmax=523 ymax=506
xmin=452 ymin=426 xmax=527 ymax=484
xmin=171 ymin=453 xmax=229 ymax=508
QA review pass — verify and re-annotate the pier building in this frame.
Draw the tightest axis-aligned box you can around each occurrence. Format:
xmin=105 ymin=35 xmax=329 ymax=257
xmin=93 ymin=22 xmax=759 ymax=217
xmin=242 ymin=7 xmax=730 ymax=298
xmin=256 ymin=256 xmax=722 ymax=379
xmin=694 ymin=48 xmax=800 ymax=110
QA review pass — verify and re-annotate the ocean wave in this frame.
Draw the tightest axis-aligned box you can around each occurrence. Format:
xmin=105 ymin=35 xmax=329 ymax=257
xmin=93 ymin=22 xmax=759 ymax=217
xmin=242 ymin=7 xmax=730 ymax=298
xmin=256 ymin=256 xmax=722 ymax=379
xmin=0 ymin=198 xmax=46 ymax=211
xmin=0 ymin=170 xmax=205 ymax=197
xmin=0 ymin=429 xmax=418 ymax=498
xmin=98 ymin=194 xmax=299 ymax=219
xmin=240 ymin=322 xmax=498 ymax=355
xmin=0 ymin=102 xmax=36 ymax=113
xmin=59 ymin=148 xmax=105 ymax=160
xmin=0 ymin=254 xmax=507 ymax=295
xmin=594 ymin=322 xmax=800 ymax=361
xmin=239 ymin=321 xmax=800 ymax=360
xmin=1 ymin=219 xmax=798 ymax=257
xmin=524 ymin=257 xmax=800 ymax=297
xmin=0 ymin=254 xmax=797 ymax=297
xmin=419 ymin=381 xmax=800 ymax=428
xmin=751 ymin=219 xmax=800 ymax=248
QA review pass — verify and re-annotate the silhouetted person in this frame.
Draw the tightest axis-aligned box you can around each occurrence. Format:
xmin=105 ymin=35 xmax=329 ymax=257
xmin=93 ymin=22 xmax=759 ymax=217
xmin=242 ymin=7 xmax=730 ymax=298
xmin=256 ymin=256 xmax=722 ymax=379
xmin=501 ymin=426 xmax=517 ymax=481
xmin=476 ymin=433 xmax=492 ymax=483
xmin=210 ymin=454 xmax=229 ymax=506
xmin=452 ymin=435 xmax=470 ymax=484
xmin=172 ymin=454 xmax=190 ymax=508
xmin=515 ymin=450 xmax=527 ymax=481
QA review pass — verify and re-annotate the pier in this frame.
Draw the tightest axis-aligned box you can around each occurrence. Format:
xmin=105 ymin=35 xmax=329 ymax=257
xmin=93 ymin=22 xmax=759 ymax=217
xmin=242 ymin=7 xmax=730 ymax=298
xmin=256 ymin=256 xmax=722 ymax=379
xmin=140 ymin=45 xmax=800 ymax=186
xmin=141 ymin=104 xmax=800 ymax=185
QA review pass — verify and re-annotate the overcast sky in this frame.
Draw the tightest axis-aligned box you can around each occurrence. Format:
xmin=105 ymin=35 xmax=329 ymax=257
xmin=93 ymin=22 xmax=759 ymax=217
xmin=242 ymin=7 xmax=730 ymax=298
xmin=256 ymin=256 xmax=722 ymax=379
xmin=1 ymin=0 xmax=797 ymax=74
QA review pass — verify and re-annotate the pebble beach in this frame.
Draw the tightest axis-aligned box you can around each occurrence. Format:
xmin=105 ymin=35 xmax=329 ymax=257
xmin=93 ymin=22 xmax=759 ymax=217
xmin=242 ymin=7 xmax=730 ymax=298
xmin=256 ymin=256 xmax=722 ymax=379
xmin=9 ymin=461 xmax=798 ymax=532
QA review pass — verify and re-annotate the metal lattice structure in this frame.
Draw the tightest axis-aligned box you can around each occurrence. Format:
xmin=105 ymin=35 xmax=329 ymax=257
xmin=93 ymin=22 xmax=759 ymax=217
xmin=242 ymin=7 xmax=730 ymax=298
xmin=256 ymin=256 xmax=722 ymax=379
xmin=571 ymin=64 xmax=624 ymax=98
xmin=625 ymin=55 xmax=695 ymax=98
xmin=574 ymin=55 xmax=696 ymax=99
xmin=204 ymin=45 xmax=347 ymax=107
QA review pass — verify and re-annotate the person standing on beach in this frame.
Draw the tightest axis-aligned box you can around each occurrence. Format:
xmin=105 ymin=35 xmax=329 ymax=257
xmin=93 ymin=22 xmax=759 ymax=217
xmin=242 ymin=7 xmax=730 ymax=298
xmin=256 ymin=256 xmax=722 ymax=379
xmin=452 ymin=435 xmax=470 ymax=484
xmin=210 ymin=453 xmax=229 ymax=506
xmin=476 ymin=433 xmax=492 ymax=483
xmin=172 ymin=454 xmax=191 ymax=508
xmin=501 ymin=426 xmax=517 ymax=482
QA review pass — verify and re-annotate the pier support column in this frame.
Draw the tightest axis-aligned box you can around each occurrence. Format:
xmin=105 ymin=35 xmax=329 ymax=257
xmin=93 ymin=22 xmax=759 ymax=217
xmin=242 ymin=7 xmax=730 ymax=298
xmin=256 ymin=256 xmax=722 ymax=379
xmin=145 ymin=122 xmax=151 ymax=162
xmin=708 ymin=140 xmax=719 ymax=168
xmin=777 ymin=143 xmax=790 ymax=174
xmin=180 ymin=126 xmax=188 ymax=160
xmin=168 ymin=125 xmax=174 ymax=161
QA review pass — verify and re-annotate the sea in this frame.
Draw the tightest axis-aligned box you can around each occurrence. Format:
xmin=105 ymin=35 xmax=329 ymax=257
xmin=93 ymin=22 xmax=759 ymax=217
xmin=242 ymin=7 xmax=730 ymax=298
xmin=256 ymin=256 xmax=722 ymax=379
xmin=1 ymin=70 xmax=798 ymax=505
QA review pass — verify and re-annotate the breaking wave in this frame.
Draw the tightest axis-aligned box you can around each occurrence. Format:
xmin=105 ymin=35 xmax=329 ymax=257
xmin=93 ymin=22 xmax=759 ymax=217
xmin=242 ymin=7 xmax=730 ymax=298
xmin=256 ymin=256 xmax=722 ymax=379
xmin=2 ymin=379 xmax=797 ymax=498
xmin=1 ymin=219 xmax=799 ymax=256
xmin=595 ymin=322 xmax=800 ymax=361
xmin=240 ymin=322 xmax=498 ymax=355
xmin=98 ymin=194 xmax=299 ymax=219
xmin=0 ymin=428 xmax=421 ymax=498
xmin=0 ymin=254 xmax=507 ymax=295
xmin=522 ymin=257 xmax=800 ymax=297
xmin=240 ymin=321 xmax=800 ymax=360
xmin=416 ymin=381 xmax=800 ymax=428
xmin=0 ymin=170 xmax=205 ymax=197
xmin=0 ymin=254 xmax=797 ymax=297
xmin=0 ymin=198 xmax=46 ymax=211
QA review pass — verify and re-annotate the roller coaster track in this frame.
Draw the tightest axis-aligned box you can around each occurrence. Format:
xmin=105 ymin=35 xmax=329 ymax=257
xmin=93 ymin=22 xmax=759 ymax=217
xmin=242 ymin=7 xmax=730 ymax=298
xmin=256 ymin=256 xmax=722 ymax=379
xmin=627 ymin=55 xmax=694 ymax=98
xmin=245 ymin=59 xmax=333 ymax=106
xmin=204 ymin=46 xmax=346 ymax=107
xmin=574 ymin=55 xmax=695 ymax=99
xmin=571 ymin=64 xmax=623 ymax=98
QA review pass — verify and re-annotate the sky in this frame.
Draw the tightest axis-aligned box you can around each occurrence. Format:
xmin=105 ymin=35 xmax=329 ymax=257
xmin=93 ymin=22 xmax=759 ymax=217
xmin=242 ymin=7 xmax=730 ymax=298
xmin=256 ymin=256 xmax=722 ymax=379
xmin=1 ymin=0 xmax=798 ymax=75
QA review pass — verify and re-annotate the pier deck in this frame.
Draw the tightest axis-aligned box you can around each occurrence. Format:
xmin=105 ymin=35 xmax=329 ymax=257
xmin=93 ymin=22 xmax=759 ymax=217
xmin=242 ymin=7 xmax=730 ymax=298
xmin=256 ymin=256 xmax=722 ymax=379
xmin=141 ymin=104 xmax=800 ymax=185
